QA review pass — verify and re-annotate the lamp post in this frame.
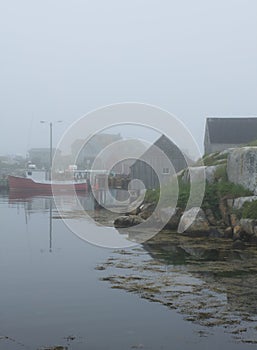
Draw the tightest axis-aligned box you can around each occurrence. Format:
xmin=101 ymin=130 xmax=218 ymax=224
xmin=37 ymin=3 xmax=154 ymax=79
xmin=40 ymin=120 xmax=62 ymax=181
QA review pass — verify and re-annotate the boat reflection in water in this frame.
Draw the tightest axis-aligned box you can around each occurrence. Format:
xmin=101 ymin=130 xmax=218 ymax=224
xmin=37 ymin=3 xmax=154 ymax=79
xmin=8 ymin=192 xmax=85 ymax=253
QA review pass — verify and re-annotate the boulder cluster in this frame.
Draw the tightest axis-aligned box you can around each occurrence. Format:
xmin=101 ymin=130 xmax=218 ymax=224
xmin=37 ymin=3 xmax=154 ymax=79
xmin=114 ymin=147 xmax=257 ymax=249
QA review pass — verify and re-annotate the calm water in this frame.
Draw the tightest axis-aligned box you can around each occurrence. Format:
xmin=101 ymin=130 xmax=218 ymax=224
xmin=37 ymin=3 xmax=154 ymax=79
xmin=0 ymin=192 xmax=255 ymax=349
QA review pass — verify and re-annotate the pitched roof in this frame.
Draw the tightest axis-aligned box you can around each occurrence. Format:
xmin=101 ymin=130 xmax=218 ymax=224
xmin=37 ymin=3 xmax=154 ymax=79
xmin=206 ymin=117 xmax=257 ymax=144
xmin=153 ymin=134 xmax=186 ymax=159
xmin=131 ymin=134 xmax=189 ymax=168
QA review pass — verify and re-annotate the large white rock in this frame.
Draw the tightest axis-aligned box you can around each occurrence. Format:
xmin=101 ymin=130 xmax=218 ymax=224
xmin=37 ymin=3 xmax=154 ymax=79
xmin=181 ymin=165 xmax=221 ymax=184
xmin=233 ymin=196 xmax=257 ymax=210
xmin=227 ymin=147 xmax=257 ymax=194
xmin=178 ymin=207 xmax=210 ymax=234
xmin=219 ymin=148 xmax=236 ymax=157
xmin=240 ymin=219 xmax=256 ymax=236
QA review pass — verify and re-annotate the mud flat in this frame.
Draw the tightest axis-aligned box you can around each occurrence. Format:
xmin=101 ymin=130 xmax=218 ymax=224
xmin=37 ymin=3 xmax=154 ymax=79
xmin=96 ymin=231 xmax=257 ymax=344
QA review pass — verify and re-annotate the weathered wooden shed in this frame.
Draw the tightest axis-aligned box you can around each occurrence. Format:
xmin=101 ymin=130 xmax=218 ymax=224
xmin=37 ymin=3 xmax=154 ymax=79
xmin=130 ymin=135 xmax=188 ymax=189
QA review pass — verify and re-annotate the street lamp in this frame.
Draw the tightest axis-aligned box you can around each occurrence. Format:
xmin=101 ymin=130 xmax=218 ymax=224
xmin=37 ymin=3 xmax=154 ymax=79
xmin=40 ymin=120 xmax=62 ymax=181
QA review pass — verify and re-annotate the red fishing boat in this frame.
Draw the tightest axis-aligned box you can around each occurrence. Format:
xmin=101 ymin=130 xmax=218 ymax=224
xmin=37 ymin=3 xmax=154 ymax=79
xmin=8 ymin=169 xmax=88 ymax=193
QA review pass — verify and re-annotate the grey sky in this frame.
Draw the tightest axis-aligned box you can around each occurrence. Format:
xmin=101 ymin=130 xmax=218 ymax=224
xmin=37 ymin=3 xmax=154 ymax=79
xmin=0 ymin=0 xmax=256 ymax=156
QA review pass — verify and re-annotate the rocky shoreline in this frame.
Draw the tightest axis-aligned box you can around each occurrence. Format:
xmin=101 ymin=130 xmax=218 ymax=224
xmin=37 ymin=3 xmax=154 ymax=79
xmin=114 ymin=147 xmax=257 ymax=249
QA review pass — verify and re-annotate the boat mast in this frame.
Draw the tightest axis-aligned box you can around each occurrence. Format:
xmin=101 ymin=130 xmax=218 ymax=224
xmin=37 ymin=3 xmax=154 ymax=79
xmin=50 ymin=122 xmax=52 ymax=181
xmin=40 ymin=120 xmax=62 ymax=181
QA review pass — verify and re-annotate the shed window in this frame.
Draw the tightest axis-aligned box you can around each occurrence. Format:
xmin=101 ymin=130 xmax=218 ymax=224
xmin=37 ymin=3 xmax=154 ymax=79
xmin=162 ymin=168 xmax=170 ymax=174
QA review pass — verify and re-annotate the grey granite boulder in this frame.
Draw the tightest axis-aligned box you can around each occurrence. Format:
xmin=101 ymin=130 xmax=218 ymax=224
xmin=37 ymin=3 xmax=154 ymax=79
xmin=239 ymin=218 xmax=256 ymax=236
xmin=233 ymin=196 xmax=257 ymax=210
xmin=158 ymin=207 xmax=183 ymax=230
xmin=181 ymin=165 xmax=223 ymax=184
xmin=227 ymin=147 xmax=257 ymax=193
xmin=178 ymin=207 xmax=210 ymax=235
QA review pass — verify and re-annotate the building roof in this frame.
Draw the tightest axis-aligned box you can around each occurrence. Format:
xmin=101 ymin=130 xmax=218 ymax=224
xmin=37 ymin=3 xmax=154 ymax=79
xmin=153 ymin=135 xmax=185 ymax=159
xmin=131 ymin=134 xmax=189 ymax=168
xmin=206 ymin=117 xmax=257 ymax=144
xmin=71 ymin=133 xmax=122 ymax=158
xmin=28 ymin=148 xmax=60 ymax=154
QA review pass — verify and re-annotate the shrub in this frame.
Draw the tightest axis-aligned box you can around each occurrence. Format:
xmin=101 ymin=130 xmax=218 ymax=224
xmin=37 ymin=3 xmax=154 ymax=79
xmin=244 ymin=139 xmax=257 ymax=147
xmin=144 ymin=176 xmax=252 ymax=221
xmin=177 ymin=182 xmax=190 ymax=209
xmin=217 ymin=181 xmax=252 ymax=198
xmin=144 ymin=188 xmax=160 ymax=203
xmin=202 ymin=183 xmax=219 ymax=212
xmin=144 ymin=179 xmax=190 ymax=209
xmin=242 ymin=201 xmax=257 ymax=219
xmin=214 ymin=165 xmax=227 ymax=181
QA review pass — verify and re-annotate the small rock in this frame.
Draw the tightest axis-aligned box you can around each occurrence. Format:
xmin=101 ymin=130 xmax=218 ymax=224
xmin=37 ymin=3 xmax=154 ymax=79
xmin=224 ymin=227 xmax=233 ymax=239
xmin=114 ymin=215 xmax=144 ymax=228
xmin=230 ymin=213 xmax=239 ymax=227
xmin=233 ymin=225 xmax=242 ymax=240
xmin=232 ymin=239 xmax=246 ymax=250
xmin=205 ymin=208 xmax=217 ymax=226
xmin=209 ymin=228 xmax=225 ymax=238
xmin=240 ymin=219 xmax=256 ymax=236
xmin=219 ymin=198 xmax=230 ymax=226
xmin=139 ymin=203 xmax=155 ymax=220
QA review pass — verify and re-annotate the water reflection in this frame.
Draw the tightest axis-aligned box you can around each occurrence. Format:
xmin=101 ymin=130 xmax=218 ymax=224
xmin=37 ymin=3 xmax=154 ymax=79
xmin=8 ymin=190 xmax=136 ymax=249
xmin=8 ymin=190 xmax=95 ymax=211
xmin=142 ymin=232 xmax=257 ymax=317
xmin=5 ymin=192 xmax=257 ymax=337
xmin=8 ymin=192 xmax=96 ymax=254
xmin=1 ymin=192 xmax=257 ymax=348
xmin=143 ymin=234 xmax=243 ymax=264
xmin=95 ymin=231 xmax=257 ymax=344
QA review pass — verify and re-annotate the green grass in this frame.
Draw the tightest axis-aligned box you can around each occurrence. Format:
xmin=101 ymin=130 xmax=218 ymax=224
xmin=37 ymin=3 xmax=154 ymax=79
xmin=144 ymin=179 xmax=190 ymax=209
xmin=144 ymin=178 xmax=253 ymax=219
xmin=144 ymin=149 xmax=253 ymax=219
xmin=244 ymin=139 xmax=257 ymax=147
xmin=199 ymin=152 xmax=228 ymax=166
xmin=213 ymin=164 xmax=227 ymax=181
xmin=144 ymin=188 xmax=160 ymax=203
xmin=217 ymin=181 xmax=252 ymax=198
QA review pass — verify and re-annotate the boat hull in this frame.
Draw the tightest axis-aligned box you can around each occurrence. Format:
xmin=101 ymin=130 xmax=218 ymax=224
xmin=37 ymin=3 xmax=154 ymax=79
xmin=8 ymin=175 xmax=87 ymax=193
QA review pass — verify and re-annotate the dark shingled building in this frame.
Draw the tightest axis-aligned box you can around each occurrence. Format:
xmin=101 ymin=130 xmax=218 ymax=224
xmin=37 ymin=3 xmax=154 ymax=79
xmin=204 ymin=117 xmax=257 ymax=155
xmin=130 ymin=135 xmax=188 ymax=189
